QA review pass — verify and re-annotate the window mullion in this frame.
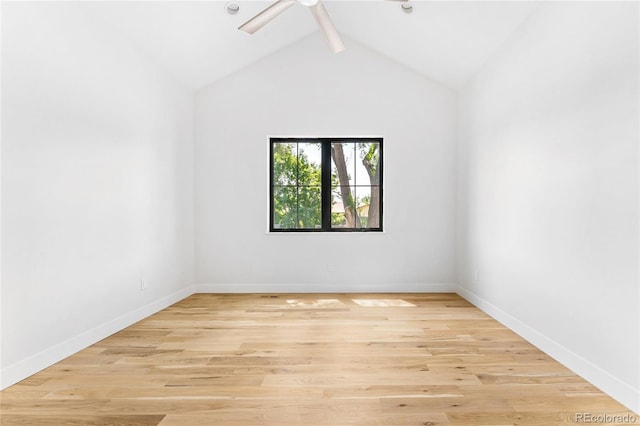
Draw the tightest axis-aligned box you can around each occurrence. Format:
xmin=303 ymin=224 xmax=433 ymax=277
xmin=270 ymin=142 xmax=274 ymax=231
xmin=321 ymin=140 xmax=332 ymax=231
xmin=296 ymin=142 xmax=300 ymax=229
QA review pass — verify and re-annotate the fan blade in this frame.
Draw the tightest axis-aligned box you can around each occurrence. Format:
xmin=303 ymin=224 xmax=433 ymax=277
xmin=310 ymin=1 xmax=345 ymax=53
xmin=238 ymin=0 xmax=296 ymax=34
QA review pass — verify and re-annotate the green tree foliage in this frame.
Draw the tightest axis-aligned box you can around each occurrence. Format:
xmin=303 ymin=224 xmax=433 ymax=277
xmin=273 ymin=143 xmax=321 ymax=229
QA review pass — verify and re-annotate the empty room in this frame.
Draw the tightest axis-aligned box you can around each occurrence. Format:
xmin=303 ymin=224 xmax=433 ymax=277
xmin=1 ymin=0 xmax=638 ymax=424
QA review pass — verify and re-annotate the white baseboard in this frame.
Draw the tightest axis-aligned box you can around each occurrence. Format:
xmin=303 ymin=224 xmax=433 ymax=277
xmin=194 ymin=282 xmax=457 ymax=294
xmin=456 ymin=286 xmax=640 ymax=415
xmin=0 ymin=286 xmax=195 ymax=390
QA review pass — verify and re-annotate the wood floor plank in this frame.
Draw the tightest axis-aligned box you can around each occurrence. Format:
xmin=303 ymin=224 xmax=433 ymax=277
xmin=0 ymin=415 xmax=165 ymax=426
xmin=1 ymin=293 xmax=635 ymax=425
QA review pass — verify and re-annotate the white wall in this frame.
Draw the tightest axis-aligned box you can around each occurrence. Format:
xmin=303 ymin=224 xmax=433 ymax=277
xmin=195 ymin=35 xmax=457 ymax=292
xmin=1 ymin=2 xmax=195 ymax=388
xmin=457 ymin=1 xmax=639 ymax=412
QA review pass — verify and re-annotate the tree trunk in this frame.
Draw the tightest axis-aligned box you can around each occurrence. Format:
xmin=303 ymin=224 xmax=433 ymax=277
xmin=362 ymin=149 xmax=379 ymax=228
xmin=331 ymin=143 xmax=360 ymax=228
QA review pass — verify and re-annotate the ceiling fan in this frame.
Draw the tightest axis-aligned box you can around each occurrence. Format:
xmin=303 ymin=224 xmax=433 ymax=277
xmin=238 ymin=0 xmax=409 ymax=53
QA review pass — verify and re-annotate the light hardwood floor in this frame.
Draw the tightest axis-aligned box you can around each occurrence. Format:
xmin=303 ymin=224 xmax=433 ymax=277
xmin=0 ymin=293 xmax=635 ymax=425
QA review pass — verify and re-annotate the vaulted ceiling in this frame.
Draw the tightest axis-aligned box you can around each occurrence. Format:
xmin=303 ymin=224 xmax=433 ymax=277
xmin=78 ymin=1 xmax=539 ymax=91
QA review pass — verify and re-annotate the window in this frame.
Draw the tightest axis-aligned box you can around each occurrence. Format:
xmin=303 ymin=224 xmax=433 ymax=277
xmin=270 ymin=137 xmax=383 ymax=232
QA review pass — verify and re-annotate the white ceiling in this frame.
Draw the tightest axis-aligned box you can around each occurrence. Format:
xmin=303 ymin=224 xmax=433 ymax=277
xmin=79 ymin=1 xmax=539 ymax=91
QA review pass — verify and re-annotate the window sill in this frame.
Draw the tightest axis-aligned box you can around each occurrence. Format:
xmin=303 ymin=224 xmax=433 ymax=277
xmin=266 ymin=230 xmax=386 ymax=235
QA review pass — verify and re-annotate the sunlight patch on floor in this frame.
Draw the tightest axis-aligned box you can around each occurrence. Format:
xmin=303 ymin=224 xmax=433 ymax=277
xmin=351 ymin=299 xmax=416 ymax=307
xmin=285 ymin=299 xmax=344 ymax=308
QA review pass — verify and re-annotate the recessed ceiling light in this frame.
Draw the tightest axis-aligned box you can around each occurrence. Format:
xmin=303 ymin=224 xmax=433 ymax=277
xmin=401 ymin=2 xmax=414 ymax=13
xmin=226 ymin=2 xmax=240 ymax=15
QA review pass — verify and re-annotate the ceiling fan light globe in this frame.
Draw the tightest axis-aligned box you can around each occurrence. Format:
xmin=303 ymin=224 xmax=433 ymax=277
xmin=297 ymin=0 xmax=320 ymax=7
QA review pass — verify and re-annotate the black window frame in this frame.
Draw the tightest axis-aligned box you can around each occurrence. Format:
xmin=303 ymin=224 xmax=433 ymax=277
xmin=270 ymin=137 xmax=383 ymax=233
